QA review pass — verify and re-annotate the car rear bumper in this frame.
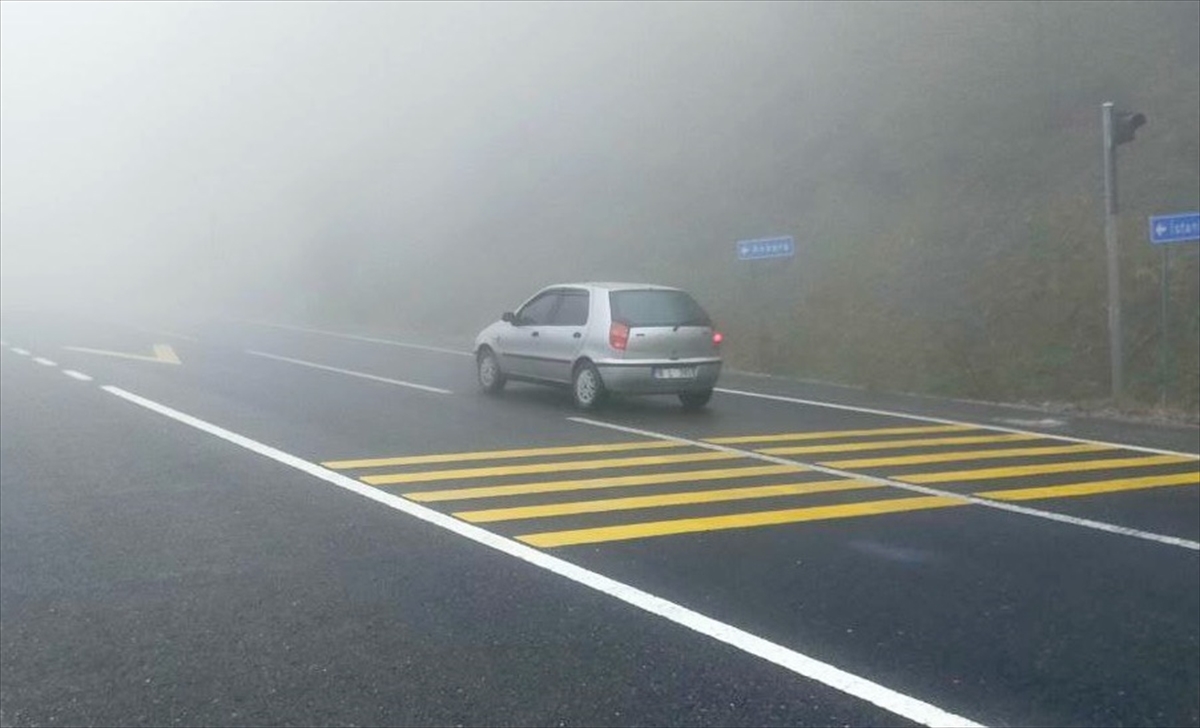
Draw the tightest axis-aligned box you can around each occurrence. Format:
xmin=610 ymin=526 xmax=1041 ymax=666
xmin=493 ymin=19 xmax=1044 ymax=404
xmin=594 ymin=359 xmax=722 ymax=394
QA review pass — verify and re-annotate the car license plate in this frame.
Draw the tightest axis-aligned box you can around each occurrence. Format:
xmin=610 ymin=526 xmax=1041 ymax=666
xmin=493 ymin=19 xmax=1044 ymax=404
xmin=653 ymin=366 xmax=697 ymax=380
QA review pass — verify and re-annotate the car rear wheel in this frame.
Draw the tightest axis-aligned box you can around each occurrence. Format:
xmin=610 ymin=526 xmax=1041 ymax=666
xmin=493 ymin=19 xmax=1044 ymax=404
xmin=679 ymin=388 xmax=713 ymax=410
xmin=572 ymin=361 xmax=606 ymax=410
xmin=477 ymin=348 xmax=506 ymax=393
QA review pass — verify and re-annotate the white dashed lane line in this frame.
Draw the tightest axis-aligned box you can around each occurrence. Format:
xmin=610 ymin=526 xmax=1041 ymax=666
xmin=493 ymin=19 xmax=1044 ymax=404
xmin=5 ymin=345 xmax=92 ymax=380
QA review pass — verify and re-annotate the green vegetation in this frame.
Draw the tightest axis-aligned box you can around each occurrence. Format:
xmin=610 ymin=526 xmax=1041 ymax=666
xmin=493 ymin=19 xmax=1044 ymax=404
xmin=642 ymin=1 xmax=1200 ymax=416
xmin=737 ymin=1 xmax=1200 ymax=416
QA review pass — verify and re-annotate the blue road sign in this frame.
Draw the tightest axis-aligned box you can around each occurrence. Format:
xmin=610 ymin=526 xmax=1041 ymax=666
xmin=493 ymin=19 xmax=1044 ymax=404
xmin=1149 ymin=212 xmax=1200 ymax=245
xmin=736 ymin=236 xmax=795 ymax=261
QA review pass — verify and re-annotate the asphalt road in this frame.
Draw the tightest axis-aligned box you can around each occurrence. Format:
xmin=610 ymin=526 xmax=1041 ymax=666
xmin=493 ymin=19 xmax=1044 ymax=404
xmin=1 ymin=308 xmax=1197 ymax=727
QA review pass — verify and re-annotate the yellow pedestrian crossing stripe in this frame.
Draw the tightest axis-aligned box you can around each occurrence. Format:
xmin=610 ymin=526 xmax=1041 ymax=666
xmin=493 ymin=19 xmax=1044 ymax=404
xmin=324 ymin=423 xmax=1198 ymax=548
xmin=759 ymin=433 xmax=1039 ymax=456
xmin=323 ymin=439 xmax=683 ymax=469
xmin=705 ymin=424 xmax=974 ymax=445
xmin=517 ymin=495 xmax=968 ymax=548
xmin=454 ymin=479 xmax=880 ymax=523
xmin=363 ymin=450 xmax=739 ymax=485
xmin=897 ymin=454 xmax=1193 ymax=484
xmin=405 ymin=464 xmax=804 ymax=503
xmin=975 ymin=471 xmax=1199 ymax=501
xmin=822 ymin=443 xmax=1113 ymax=469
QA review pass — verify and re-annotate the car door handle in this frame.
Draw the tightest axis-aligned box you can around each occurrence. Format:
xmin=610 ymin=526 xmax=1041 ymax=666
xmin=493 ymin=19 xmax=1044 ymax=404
xmin=531 ymin=331 xmax=539 ymax=337
xmin=573 ymin=332 xmax=582 ymax=338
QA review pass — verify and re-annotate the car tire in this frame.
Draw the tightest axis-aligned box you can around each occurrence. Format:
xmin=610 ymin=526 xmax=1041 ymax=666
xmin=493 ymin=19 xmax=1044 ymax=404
xmin=679 ymin=388 xmax=713 ymax=410
xmin=477 ymin=348 xmax=506 ymax=394
xmin=572 ymin=361 xmax=606 ymax=410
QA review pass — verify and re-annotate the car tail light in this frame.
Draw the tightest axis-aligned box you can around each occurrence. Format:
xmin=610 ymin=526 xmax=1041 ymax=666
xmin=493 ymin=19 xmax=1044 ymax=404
xmin=712 ymin=331 xmax=724 ymax=347
xmin=609 ymin=321 xmax=629 ymax=351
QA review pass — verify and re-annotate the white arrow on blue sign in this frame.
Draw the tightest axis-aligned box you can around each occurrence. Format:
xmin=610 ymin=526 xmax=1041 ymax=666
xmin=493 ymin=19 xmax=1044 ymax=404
xmin=736 ymin=236 xmax=795 ymax=261
xmin=1149 ymin=212 xmax=1200 ymax=245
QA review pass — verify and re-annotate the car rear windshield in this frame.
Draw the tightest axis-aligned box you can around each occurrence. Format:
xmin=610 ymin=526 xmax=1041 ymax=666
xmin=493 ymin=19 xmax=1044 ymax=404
xmin=609 ymin=290 xmax=711 ymax=327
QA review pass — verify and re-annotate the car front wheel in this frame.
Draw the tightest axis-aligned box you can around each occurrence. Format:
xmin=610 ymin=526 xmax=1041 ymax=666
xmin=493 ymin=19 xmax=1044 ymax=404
xmin=572 ymin=361 xmax=606 ymax=410
xmin=477 ymin=348 xmax=506 ymax=393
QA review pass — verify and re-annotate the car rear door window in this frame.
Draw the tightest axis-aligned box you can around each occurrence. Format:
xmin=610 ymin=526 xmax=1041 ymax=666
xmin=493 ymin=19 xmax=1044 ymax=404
xmin=609 ymin=290 xmax=711 ymax=327
xmin=551 ymin=291 xmax=589 ymax=326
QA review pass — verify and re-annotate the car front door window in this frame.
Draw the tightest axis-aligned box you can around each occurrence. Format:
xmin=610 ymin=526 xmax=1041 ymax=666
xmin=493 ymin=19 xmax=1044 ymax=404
xmin=517 ymin=293 xmax=559 ymax=326
xmin=505 ymin=291 xmax=560 ymax=378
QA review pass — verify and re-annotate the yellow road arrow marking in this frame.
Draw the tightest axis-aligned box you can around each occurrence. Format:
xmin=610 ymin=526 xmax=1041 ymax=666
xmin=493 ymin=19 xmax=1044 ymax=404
xmin=63 ymin=343 xmax=181 ymax=365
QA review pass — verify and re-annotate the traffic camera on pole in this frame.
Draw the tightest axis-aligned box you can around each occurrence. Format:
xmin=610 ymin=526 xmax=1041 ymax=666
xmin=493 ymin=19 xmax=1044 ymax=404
xmin=1110 ymin=110 xmax=1146 ymax=148
xmin=1100 ymin=103 xmax=1146 ymax=405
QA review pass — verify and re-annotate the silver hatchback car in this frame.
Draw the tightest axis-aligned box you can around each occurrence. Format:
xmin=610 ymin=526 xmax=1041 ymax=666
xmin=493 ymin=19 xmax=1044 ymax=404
xmin=474 ymin=282 xmax=723 ymax=409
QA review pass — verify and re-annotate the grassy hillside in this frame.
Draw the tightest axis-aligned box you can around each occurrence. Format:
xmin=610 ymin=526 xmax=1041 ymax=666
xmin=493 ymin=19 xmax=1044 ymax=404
xmin=292 ymin=1 xmax=1199 ymax=416
xmin=664 ymin=1 xmax=1200 ymax=414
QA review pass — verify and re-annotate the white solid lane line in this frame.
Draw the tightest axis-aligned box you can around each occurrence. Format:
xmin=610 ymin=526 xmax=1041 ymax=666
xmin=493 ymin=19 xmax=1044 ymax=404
xmin=247 ymin=321 xmax=473 ymax=357
xmin=100 ymin=384 xmax=982 ymax=728
xmin=63 ymin=370 xmax=93 ymax=382
xmin=715 ymin=387 xmax=1199 ymax=460
xmin=246 ymin=350 xmax=452 ymax=395
xmin=33 ymin=357 xmax=57 ymax=366
xmin=569 ymin=417 xmax=1200 ymax=552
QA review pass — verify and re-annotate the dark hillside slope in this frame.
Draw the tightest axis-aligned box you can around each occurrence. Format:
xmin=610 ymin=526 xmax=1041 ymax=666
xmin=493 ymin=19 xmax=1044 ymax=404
xmin=303 ymin=1 xmax=1199 ymax=415
xmin=651 ymin=1 xmax=1200 ymax=413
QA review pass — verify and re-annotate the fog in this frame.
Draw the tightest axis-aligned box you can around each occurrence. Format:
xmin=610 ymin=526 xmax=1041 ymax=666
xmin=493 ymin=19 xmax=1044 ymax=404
xmin=0 ymin=1 xmax=998 ymax=320
xmin=1 ymin=2 xmax=807 ymax=317
xmin=3 ymin=1 xmax=1198 ymax=408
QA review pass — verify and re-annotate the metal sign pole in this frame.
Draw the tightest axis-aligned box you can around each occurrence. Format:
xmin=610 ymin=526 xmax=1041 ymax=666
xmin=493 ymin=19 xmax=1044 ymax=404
xmin=1102 ymin=102 xmax=1123 ymax=404
xmin=1159 ymin=245 xmax=1170 ymax=409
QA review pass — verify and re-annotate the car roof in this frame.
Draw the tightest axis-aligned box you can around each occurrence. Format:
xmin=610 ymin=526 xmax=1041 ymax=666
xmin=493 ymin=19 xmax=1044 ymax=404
xmin=550 ymin=282 xmax=682 ymax=292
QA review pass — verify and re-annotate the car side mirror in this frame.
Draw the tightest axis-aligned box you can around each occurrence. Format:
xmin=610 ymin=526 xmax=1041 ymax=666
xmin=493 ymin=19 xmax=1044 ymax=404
xmin=501 ymin=311 xmax=516 ymax=324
